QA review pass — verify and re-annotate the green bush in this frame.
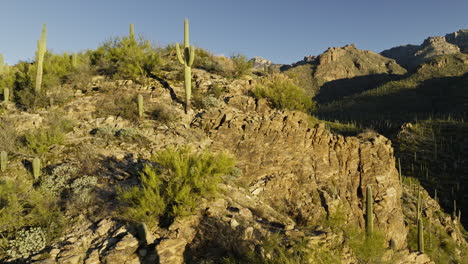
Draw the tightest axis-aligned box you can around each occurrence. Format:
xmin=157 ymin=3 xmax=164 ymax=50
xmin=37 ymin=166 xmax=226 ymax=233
xmin=23 ymin=117 xmax=74 ymax=155
xmin=90 ymin=36 xmax=163 ymax=81
xmin=0 ymin=178 xmax=64 ymax=258
xmin=252 ymin=74 xmax=316 ymax=113
xmin=231 ymin=53 xmax=253 ymax=78
xmin=344 ymin=226 xmax=387 ymax=263
xmin=118 ymin=146 xmax=235 ymax=227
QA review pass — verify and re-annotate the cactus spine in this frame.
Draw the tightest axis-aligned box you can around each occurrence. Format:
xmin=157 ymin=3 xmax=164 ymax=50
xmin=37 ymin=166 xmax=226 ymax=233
xmin=3 ymin=88 xmax=9 ymax=102
xmin=0 ymin=151 xmax=7 ymax=172
xmin=130 ymin=24 xmax=135 ymax=42
xmin=32 ymin=157 xmax=41 ymax=179
xmin=418 ymin=218 xmax=424 ymax=253
xmin=35 ymin=24 xmax=47 ymax=93
xmin=366 ymin=185 xmax=374 ymax=236
xmin=175 ymin=19 xmax=196 ymax=113
xmin=138 ymin=94 xmax=144 ymax=117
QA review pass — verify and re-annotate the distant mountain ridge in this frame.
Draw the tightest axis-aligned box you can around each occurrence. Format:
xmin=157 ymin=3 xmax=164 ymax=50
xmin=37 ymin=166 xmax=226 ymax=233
xmin=381 ymin=29 xmax=467 ymax=70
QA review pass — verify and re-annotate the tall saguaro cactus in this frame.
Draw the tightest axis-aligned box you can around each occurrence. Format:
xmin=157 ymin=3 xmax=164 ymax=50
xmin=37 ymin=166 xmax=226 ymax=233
xmin=366 ymin=185 xmax=374 ymax=236
xmin=35 ymin=24 xmax=47 ymax=93
xmin=175 ymin=19 xmax=196 ymax=113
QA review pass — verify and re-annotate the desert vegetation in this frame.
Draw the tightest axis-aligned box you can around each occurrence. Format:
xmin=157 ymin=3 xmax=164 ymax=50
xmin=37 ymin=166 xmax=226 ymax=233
xmin=0 ymin=20 xmax=467 ymax=264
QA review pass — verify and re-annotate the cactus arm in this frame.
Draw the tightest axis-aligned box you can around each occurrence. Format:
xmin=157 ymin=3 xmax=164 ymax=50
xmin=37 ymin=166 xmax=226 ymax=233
xmin=188 ymin=45 xmax=195 ymax=67
xmin=175 ymin=43 xmax=185 ymax=65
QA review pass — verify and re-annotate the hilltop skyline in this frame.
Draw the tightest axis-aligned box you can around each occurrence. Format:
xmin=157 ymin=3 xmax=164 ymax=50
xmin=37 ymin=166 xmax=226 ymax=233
xmin=1 ymin=0 xmax=467 ymax=65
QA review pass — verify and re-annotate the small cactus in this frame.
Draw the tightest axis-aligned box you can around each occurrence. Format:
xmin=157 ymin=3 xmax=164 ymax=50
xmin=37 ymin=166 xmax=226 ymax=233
xmin=0 ymin=151 xmax=7 ymax=172
xmin=138 ymin=94 xmax=144 ymax=118
xmin=418 ymin=218 xmax=424 ymax=253
xmin=366 ymin=185 xmax=373 ymax=236
xmin=3 ymin=88 xmax=9 ymax=102
xmin=32 ymin=157 xmax=41 ymax=179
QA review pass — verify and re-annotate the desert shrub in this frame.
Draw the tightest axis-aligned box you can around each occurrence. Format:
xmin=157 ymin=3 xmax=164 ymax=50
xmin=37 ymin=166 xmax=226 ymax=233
xmin=192 ymin=94 xmax=221 ymax=109
xmin=93 ymin=93 xmax=140 ymax=121
xmin=252 ymin=74 xmax=316 ymax=113
xmin=41 ymin=163 xmax=98 ymax=208
xmin=90 ymin=36 xmax=163 ymax=81
xmin=118 ymin=146 xmax=235 ymax=227
xmin=345 ymin=227 xmax=387 ymax=263
xmin=0 ymin=178 xmax=64 ymax=257
xmin=40 ymin=164 xmax=78 ymax=196
xmin=7 ymin=227 xmax=47 ymax=259
xmin=0 ymin=119 xmax=19 ymax=153
xmin=23 ymin=117 xmax=73 ymax=155
xmin=231 ymin=53 xmax=253 ymax=78
xmin=151 ymin=104 xmax=179 ymax=124
xmin=66 ymin=53 xmax=96 ymax=88
xmin=219 ymin=233 xmax=340 ymax=264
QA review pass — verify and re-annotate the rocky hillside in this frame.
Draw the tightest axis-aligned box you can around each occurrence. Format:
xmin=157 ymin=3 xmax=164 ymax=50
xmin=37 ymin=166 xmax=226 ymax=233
xmin=1 ymin=27 xmax=467 ymax=264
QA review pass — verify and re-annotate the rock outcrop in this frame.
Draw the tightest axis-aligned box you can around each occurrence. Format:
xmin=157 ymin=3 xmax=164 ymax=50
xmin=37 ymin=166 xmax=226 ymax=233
xmin=248 ymin=56 xmax=273 ymax=69
xmin=445 ymin=29 xmax=468 ymax=53
xmin=193 ymin=95 xmax=407 ymax=249
xmin=312 ymin=44 xmax=406 ymax=84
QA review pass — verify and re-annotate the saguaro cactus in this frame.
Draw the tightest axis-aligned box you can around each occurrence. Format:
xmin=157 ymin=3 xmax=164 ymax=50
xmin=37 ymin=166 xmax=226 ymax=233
xmin=35 ymin=24 xmax=47 ymax=93
xmin=130 ymin=24 xmax=135 ymax=42
xmin=366 ymin=185 xmax=374 ymax=236
xmin=3 ymin=88 xmax=9 ymax=102
xmin=72 ymin=52 xmax=78 ymax=68
xmin=418 ymin=218 xmax=424 ymax=253
xmin=0 ymin=151 xmax=7 ymax=172
xmin=175 ymin=19 xmax=196 ymax=113
xmin=33 ymin=157 xmax=41 ymax=179
xmin=138 ymin=94 xmax=144 ymax=117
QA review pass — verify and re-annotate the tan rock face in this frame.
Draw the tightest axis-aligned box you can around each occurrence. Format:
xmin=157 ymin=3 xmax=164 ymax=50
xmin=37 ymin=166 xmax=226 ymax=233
xmin=314 ymin=44 xmax=406 ymax=84
xmin=194 ymin=95 xmax=407 ymax=249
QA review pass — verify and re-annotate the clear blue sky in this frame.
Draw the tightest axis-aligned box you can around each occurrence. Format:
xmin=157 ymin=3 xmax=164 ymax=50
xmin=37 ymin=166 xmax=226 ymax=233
xmin=1 ymin=0 xmax=467 ymax=65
